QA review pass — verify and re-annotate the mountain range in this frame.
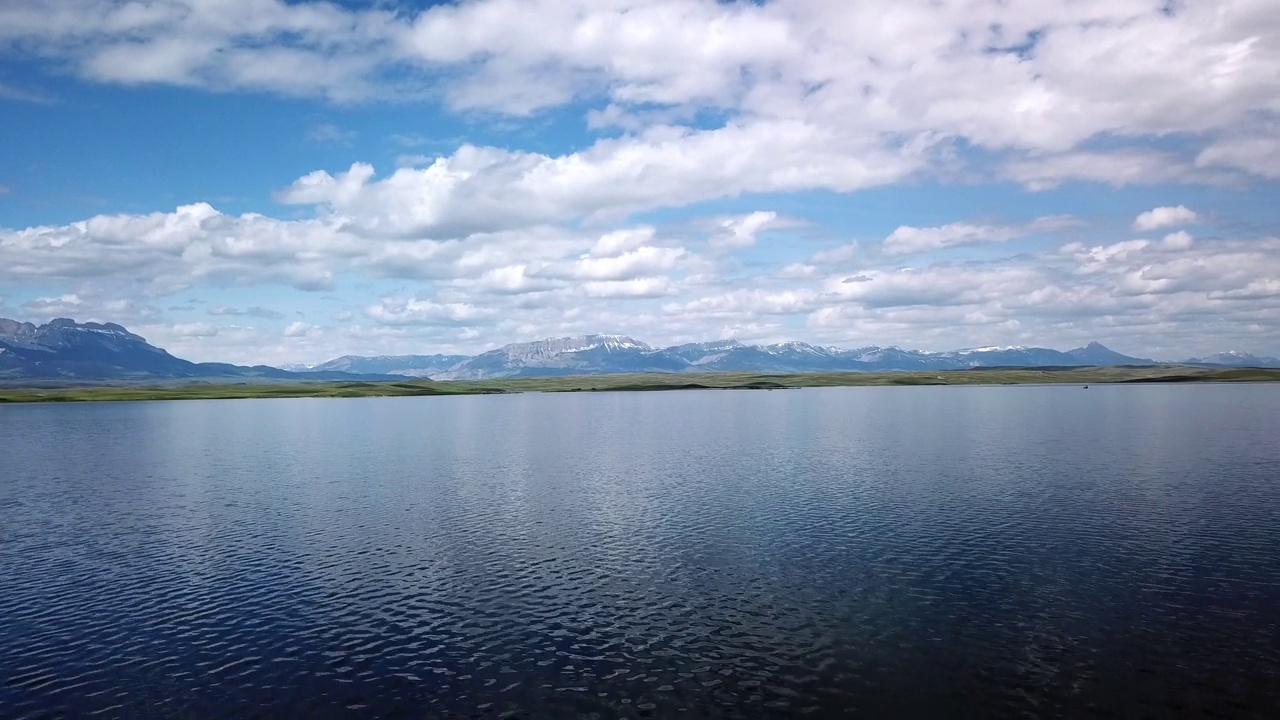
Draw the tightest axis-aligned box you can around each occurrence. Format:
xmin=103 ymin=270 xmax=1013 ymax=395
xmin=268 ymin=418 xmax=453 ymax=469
xmin=0 ymin=318 xmax=390 ymax=382
xmin=4 ymin=318 xmax=1279 ymax=383
xmin=290 ymin=333 xmax=1280 ymax=379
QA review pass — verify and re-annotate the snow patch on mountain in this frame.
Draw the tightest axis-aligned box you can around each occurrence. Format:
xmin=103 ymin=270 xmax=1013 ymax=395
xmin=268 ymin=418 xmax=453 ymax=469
xmin=958 ymin=345 xmax=1030 ymax=353
xmin=498 ymin=334 xmax=652 ymax=361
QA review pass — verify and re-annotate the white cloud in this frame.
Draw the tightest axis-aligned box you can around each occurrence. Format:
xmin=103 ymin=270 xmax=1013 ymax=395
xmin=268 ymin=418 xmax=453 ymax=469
xmin=1001 ymin=150 xmax=1217 ymax=190
xmin=1196 ymin=136 xmax=1280 ymax=179
xmin=276 ymin=123 xmax=923 ymax=238
xmin=0 ymin=203 xmax=348 ymax=292
xmin=709 ymin=211 xmax=779 ymax=252
xmin=883 ymin=216 xmax=1078 ymax=255
xmin=444 ymin=264 xmax=564 ymax=296
xmin=590 ymin=227 xmax=657 ymax=257
xmin=172 ymin=322 xmax=219 ymax=338
xmin=6 ymin=194 xmax=1279 ymax=363
xmin=547 ymin=246 xmax=687 ymax=282
xmin=365 ymin=298 xmax=494 ymax=327
xmin=6 ymin=0 xmax=1275 ymax=189
xmin=583 ymin=277 xmax=679 ymax=298
xmin=4 ymin=0 xmax=1280 ymax=364
xmin=21 ymin=293 xmax=84 ymax=317
xmin=20 ymin=293 xmax=162 ymax=325
xmin=884 ymin=222 xmax=1015 ymax=256
xmin=283 ymin=321 xmax=319 ymax=338
xmin=1133 ymin=205 xmax=1199 ymax=231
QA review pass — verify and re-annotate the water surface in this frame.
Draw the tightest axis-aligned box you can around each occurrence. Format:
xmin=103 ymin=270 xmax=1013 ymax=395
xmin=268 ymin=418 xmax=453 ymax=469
xmin=2 ymin=385 xmax=1278 ymax=717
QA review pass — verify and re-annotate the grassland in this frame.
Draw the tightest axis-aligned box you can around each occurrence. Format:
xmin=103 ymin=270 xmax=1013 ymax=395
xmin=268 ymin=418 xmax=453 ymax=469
xmin=1 ymin=365 xmax=1277 ymax=404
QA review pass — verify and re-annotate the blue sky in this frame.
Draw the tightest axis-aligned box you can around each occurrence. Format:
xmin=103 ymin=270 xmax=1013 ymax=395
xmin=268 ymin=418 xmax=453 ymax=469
xmin=1 ymin=0 xmax=1278 ymax=364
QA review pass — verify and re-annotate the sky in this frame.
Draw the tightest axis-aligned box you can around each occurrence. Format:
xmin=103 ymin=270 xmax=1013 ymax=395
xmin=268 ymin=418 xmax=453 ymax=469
xmin=1 ymin=0 xmax=1278 ymax=365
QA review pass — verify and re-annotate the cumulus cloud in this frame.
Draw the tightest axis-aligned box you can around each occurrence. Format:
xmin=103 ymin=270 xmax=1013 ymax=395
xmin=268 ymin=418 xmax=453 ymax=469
xmin=583 ymin=277 xmax=679 ymax=299
xmin=1133 ymin=205 xmax=1199 ymax=231
xmin=709 ymin=211 xmax=780 ymax=252
xmin=283 ymin=321 xmax=319 ymax=337
xmin=276 ymin=123 xmax=921 ymax=238
xmin=0 ymin=203 xmax=345 ymax=292
xmin=5 ymin=192 xmax=1278 ymax=363
xmin=1196 ymin=136 xmax=1280 ymax=179
xmin=4 ymin=0 xmax=1276 ymax=187
xmin=590 ymin=227 xmax=657 ymax=257
xmin=4 ymin=0 xmax=1280 ymax=363
xmin=542 ymin=246 xmax=688 ymax=282
xmin=652 ymin=229 xmax=1280 ymax=359
xmin=1000 ymin=150 xmax=1218 ymax=190
xmin=171 ymin=322 xmax=219 ymax=338
xmin=19 ymin=293 xmax=162 ymax=325
xmin=365 ymin=297 xmax=494 ymax=327
xmin=883 ymin=216 xmax=1078 ymax=255
xmin=21 ymin=293 xmax=85 ymax=318
xmin=113 ymin=216 xmax=1280 ymax=364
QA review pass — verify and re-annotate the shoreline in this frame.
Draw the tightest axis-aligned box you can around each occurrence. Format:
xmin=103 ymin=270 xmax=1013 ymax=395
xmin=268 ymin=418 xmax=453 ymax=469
xmin=2 ymin=365 xmax=1278 ymax=404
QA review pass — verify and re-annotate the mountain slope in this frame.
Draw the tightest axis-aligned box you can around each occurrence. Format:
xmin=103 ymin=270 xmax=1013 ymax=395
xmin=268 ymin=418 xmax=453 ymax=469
xmin=1184 ymin=351 xmax=1280 ymax=368
xmin=1066 ymin=341 xmax=1155 ymax=365
xmin=438 ymin=335 xmax=687 ymax=379
xmin=302 ymin=336 xmax=1166 ymax=379
xmin=9 ymin=316 xmax=1267 ymax=382
xmin=288 ymin=354 xmax=470 ymax=377
xmin=1 ymin=319 xmax=204 ymax=379
xmin=0 ymin=317 xmax=395 ymax=382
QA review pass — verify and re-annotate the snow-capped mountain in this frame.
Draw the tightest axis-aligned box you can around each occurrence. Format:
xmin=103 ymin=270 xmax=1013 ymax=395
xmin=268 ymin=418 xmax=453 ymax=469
xmin=285 ymin=353 xmax=470 ymax=377
xmin=1184 ymin=351 xmax=1280 ymax=368
xmin=492 ymin=334 xmax=652 ymax=362
xmin=435 ymin=335 xmax=682 ymax=379
xmin=0 ymin=317 xmax=397 ymax=381
xmin=661 ymin=339 xmax=746 ymax=366
xmin=9 ymin=316 xmax=1273 ymax=383
xmin=294 ymin=335 xmax=1166 ymax=379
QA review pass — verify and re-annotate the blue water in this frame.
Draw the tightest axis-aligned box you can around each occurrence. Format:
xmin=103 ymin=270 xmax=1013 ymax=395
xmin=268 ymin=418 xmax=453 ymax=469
xmin=2 ymin=385 xmax=1278 ymax=717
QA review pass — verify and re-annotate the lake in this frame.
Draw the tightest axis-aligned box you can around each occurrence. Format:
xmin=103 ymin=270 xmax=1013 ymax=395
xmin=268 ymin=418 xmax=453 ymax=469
xmin=2 ymin=385 xmax=1278 ymax=717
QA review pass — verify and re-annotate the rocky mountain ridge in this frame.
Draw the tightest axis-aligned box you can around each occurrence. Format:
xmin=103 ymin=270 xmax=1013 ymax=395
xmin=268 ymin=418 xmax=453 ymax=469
xmin=0 ymin=317 xmax=393 ymax=382
xmin=6 ymin=317 xmax=1278 ymax=383
xmin=292 ymin=334 xmax=1279 ymax=379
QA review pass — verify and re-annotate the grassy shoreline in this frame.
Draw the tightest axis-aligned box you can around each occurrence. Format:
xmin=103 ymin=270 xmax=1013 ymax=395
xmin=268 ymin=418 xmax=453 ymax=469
xmin=2 ymin=365 xmax=1278 ymax=404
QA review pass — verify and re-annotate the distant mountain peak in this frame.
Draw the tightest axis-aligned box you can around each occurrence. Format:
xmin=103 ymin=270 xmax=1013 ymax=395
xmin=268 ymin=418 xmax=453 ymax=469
xmin=9 ymin=316 xmax=1278 ymax=382
xmin=1065 ymin=341 xmax=1154 ymax=365
xmin=498 ymin=334 xmax=652 ymax=358
xmin=299 ymin=333 xmax=1233 ymax=379
xmin=0 ymin=317 xmax=401 ymax=381
xmin=763 ymin=341 xmax=828 ymax=355
xmin=0 ymin=318 xmax=38 ymax=339
xmin=963 ymin=345 xmax=1029 ymax=353
xmin=1185 ymin=350 xmax=1280 ymax=367
xmin=670 ymin=338 xmax=743 ymax=350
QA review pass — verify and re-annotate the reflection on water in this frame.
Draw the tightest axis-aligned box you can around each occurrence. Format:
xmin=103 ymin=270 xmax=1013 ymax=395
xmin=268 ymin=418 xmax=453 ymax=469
xmin=2 ymin=385 xmax=1279 ymax=717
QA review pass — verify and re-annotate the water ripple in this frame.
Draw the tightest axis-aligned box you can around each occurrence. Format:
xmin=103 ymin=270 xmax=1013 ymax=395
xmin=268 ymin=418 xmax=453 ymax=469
xmin=2 ymin=385 xmax=1279 ymax=717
